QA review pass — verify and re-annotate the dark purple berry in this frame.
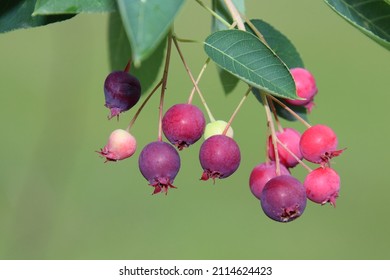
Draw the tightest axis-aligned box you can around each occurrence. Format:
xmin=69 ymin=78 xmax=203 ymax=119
xmin=104 ymin=71 xmax=141 ymax=119
xmin=199 ymin=135 xmax=240 ymax=181
xmin=138 ymin=141 xmax=180 ymax=195
xmin=260 ymin=175 xmax=307 ymax=222
xmin=162 ymin=103 xmax=206 ymax=150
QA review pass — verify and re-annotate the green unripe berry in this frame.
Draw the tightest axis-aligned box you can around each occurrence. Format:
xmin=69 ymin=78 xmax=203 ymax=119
xmin=204 ymin=120 xmax=234 ymax=140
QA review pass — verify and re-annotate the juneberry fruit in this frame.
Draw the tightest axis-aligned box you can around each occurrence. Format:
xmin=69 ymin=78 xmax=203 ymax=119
xmin=286 ymin=67 xmax=318 ymax=112
xmin=267 ymin=127 xmax=303 ymax=168
xmin=162 ymin=103 xmax=206 ymax=150
xmin=204 ymin=120 xmax=234 ymax=139
xmin=304 ymin=167 xmax=340 ymax=206
xmin=260 ymin=175 xmax=307 ymax=223
xmin=138 ymin=141 xmax=181 ymax=194
xmin=299 ymin=124 xmax=343 ymax=164
xmin=97 ymin=129 xmax=137 ymax=162
xmin=199 ymin=135 xmax=240 ymax=181
xmin=104 ymin=71 xmax=141 ymax=119
xmin=249 ymin=161 xmax=290 ymax=200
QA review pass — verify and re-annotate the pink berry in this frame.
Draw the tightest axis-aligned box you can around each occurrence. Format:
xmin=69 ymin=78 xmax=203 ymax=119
xmin=249 ymin=161 xmax=290 ymax=200
xmin=267 ymin=127 xmax=303 ymax=168
xmin=162 ymin=103 xmax=206 ymax=150
xmin=299 ymin=124 xmax=343 ymax=164
xmin=304 ymin=167 xmax=340 ymax=206
xmin=199 ymin=135 xmax=240 ymax=181
xmin=97 ymin=129 xmax=137 ymax=162
xmin=286 ymin=67 xmax=317 ymax=112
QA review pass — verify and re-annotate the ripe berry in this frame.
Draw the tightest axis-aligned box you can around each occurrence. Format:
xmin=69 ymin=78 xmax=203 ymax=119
xmin=138 ymin=141 xmax=181 ymax=194
xmin=104 ymin=71 xmax=141 ymax=119
xmin=267 ymin=127 xmax=303 ymax=168
xmin=162 ymin=103 xmax=206 ymax=150
xmin=286 ymin=67 xmax=317 ymax=112
xmin=260 ymin=175 xmax=307 ymax=223
xmin=199 ymin=135 xmax=240 ymax=181
xmin=249 ymin=161 xmax=290 ymax=200
xmin=204 ymin=120 xmax=234 ymax=139
xmin=299 ymin=124 xmax=343 ymax=164
xmin=97 ymin=129 xmax=137 ymax=162
xmin=304 ymin=167 xmax=340 ymax=206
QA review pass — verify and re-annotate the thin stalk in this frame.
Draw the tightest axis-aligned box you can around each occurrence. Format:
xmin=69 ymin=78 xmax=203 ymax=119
xmin=126 ymin=80 xmax=163 ymax=132
xmin=187 ymin=57 xmax=210 ymax=103
xmin=267 ymin=95 xmax=283 ymax=133
xmin=223 ymin=86 xmax=251 ymax=135
xmin=224 ymin=0 xmax=245 ymax=30
xmin=158 ymin=34 xmax=173 ymax=141
xmin=276 ymin=138 xmax=313 ymax=173
xmin=172 ymin=37 xmax=215 ymax=122
xmin=242 ymin=15 xmax=268 ymax=45
xmin=195 ymin=0 xmax=231 ymax=28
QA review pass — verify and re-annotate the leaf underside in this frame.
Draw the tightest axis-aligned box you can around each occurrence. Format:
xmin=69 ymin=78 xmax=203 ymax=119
xmin=33 ymin=0 xmax=116 ymax=14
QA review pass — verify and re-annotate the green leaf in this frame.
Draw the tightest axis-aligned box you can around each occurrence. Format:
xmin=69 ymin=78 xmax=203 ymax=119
xmin=0 ymin=0 xmax=74 ymax=33
xmin=117 ymin=0 xmax=186 ymax=66
xmin=204 ymin=29 xmax=297 ymax=99
xmin=212 ymin=0 xmax=245 ymax=94
xmin=33 ymin=0 xmax=116 ymax=14
xmin=324 ymin=0 xmax=390 ymax=50
xmin=108 ymin=13 xmax=166 ymax=94
xmin=247 ymin=19 xmax=304 ymax=69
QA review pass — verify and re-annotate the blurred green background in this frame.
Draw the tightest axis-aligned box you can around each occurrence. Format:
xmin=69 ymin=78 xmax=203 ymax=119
xmin=0 ymin=0 xmax=389 ymax=259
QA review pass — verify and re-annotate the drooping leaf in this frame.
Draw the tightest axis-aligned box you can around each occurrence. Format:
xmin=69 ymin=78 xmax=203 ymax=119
xmin=211 ymin=0 xmax=245 ymax=94
xmin=204 ymin=29 xmax=297 ymax=99
xmin=0 ymin=0 xmax=74 ymax=33
xmin=108 ymin=13 xmax=166 ymax=94
xmin=33 ymin=0 xmax=116 ymax=14
xmin=324 ymin=0 xmax=390 ymax=50
xmin=116 ymin=0 xmax=185 ymax=66
xmin=247 ymin=19 xmax=304 ymax=69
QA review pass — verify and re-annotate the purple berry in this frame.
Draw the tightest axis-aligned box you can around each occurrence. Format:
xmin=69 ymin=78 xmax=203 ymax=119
xmin=267 ymin=127 xmax=303 ymax=168
xmin=138 ymin=141 xmax=180 ymax=195
xmin=304 ymin=167 xmax=340 ymax=207
xmin=104 ymin=71 xmax=141 ymax=119
xmin=249 ymin=161 xmax=290 ymax=200
xmin=162 ymin=103 xmax=206 ymax=150
xmin=260 ymin=175 xmax=307 ymax=222
xmin=299 ymin=124 xmax=343 ymax=164
xmin=199 ymin=135 xmax=240 ymax=181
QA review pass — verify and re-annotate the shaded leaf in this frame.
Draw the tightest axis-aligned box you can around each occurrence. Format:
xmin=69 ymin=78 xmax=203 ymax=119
xmin=204 ymin=29 xmax=297 ymax=99
xmin=0 ymin=0 xmax=74 ymax=33
xmin=33 ymin=0 xmax=116 ymax=14
xmin=108 ymin=13 xmax=166 ymax=94
xmin=117 ymin=0 xmax=185 ymax=66
xmin=324 ymin=0 xmax=390 ymax=50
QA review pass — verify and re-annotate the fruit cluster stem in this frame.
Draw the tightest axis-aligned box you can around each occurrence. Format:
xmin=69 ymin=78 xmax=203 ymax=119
xmin=223 ymin=86 xmax=251 ymax=135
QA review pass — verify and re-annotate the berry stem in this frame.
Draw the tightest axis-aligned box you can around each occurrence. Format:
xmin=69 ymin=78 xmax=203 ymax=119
xmin=267 ymin=95 xmax=283 ymax=133
xmin=223 ymin=86 xmax=251 ymax=135
xmin=266 ymin=94 xmax=311 ymax=129
xmin=126 ymin=80 xmax=163 ymax=132
xmin=158 ymin=33 xmax=173 ymax=141
xmin=187 ymin=57 xmax=210 ymax=104
xmin=195 ymin=0 xmax=231 ymax=28
xmin=124 ymin=60 xmax=131 ymax=73
xmin=275 ymin=138 xmax=313 ymax=173
xmin=172 ymin=36 xmax=216 ymax=122
xmin=224 ymin=0 xmax=245 ymax=30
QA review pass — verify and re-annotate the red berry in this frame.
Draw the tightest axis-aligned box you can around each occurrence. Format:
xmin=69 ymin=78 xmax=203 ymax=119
xmin=249 ymin=161 xmax=290 ymax=200
xmin=304 ymin=167 xmax=340 ymax=206
xmin=286 ymin=67 xmax=317 ymax=112
xmin=162 ymin=104 xmax=206 ymax=150
xmin=97 ymin=129 xmax=137 ymax=162
xmin=199 ymin=135 xmax=240 ymax=181
xmin=260 ymin=175 xmax=307 ymax=223
xmin=299 ymin=124 xmax=343 ymax=164
xmin=267 ymin=127 xmax=303 ymax=168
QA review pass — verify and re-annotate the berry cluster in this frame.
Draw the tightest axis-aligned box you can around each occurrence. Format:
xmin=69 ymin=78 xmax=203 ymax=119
xmin=97 ymin=52 xmax=344 ymax=223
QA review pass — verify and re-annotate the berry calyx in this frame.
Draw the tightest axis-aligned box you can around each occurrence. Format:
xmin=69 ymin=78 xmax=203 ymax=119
xmin=138 ymin=141 xmax=181 ymax=195
xmin=162 ymin=103 xmax=206 ymax=150
xmin=199 ymin=135 xmax=240 ymax=181
xmin=104 ymin=71 xmax=141 ymax=119
xmin=286 ymin=67 xmax=318 ymax=112
xmin=304 ymin=167 xmax=340 ymax=207
xmin=97 ymin=129 xmax=137 ymax=162
xmin=249 ymin=161 xmax=290 ymax=200
xmin=260 ymin=175 xmax=307 ymax=223
xmin=204 ymin=120 xmax=234 ymax=139
xmin=267 ymin=127 xmax=303 ymax=168
xmin=299 ymin=124 xmax=343 ymax=165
